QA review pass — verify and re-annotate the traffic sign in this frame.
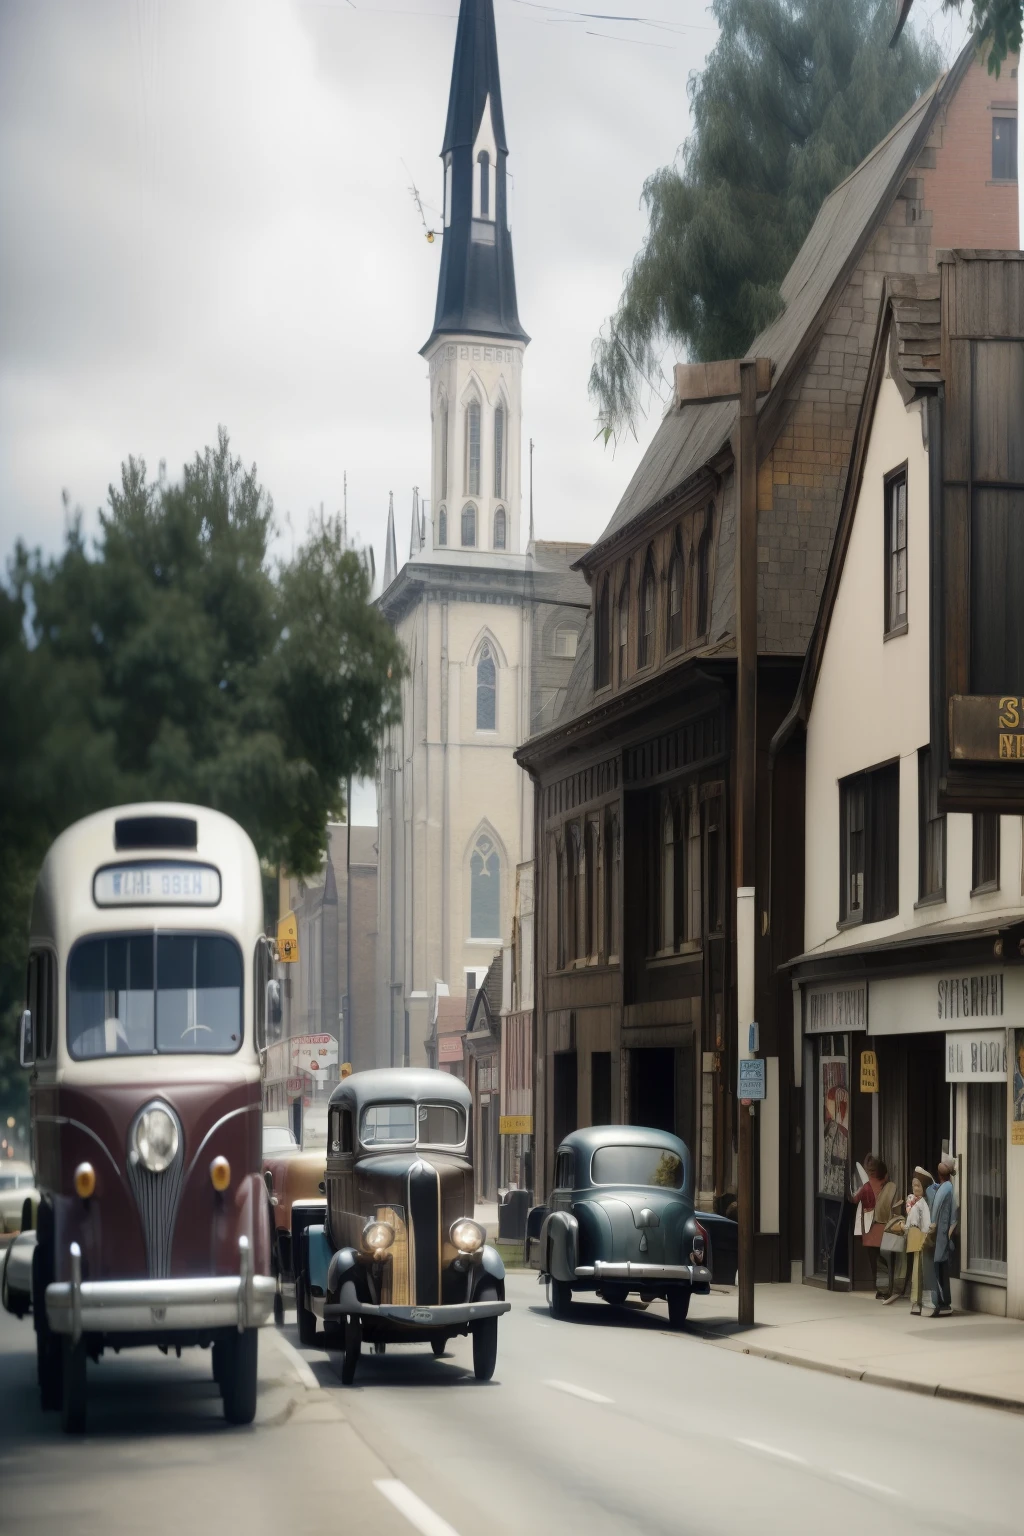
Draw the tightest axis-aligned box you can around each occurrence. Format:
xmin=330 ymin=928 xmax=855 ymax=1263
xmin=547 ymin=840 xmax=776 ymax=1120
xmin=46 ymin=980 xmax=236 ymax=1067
xmin=737 ymin=1058 xmax=766 ymax=1101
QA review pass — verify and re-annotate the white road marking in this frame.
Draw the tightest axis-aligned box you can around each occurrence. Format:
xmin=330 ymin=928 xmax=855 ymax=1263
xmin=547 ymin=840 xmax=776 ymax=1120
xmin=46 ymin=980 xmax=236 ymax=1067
xmin=736 ymin=1437 xmax=808 ymax=1467
xmin=268 ymin=1326 xmax=320 ymax=1390
xmin=374 ymin=1480 xmax=461 ymax=1536
xmin=545 ymin=1379 xmax=614 ymax=1405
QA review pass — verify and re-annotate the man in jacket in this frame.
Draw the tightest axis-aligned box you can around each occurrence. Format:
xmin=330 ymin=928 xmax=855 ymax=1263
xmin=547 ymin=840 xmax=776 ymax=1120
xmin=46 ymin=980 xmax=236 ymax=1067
xmin=927 ymin=1154 xmax=958 ymax=1317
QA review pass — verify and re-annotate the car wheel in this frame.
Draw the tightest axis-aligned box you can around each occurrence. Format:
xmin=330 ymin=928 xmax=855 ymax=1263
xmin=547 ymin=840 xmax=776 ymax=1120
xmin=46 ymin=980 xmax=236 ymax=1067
xmin=430 ymin=1337 xmax=447 ymax=1358
xmin=549 ymin=1278 xmax=573 ymax=1319
xmin=340 ymin=1314 xmax=361 ymax=1386
xmin=472 ymin=1286 xmax=499 ymax=1382
xmin=60 ymin=1336 xmax=87 ymax=1435
xmin=221 ymin=1328 xmax=259 ymax=1426
xmin=667 ymin=1289 xmax=691 ymax=1328
xmin=296 ymin=1279 xmax=317 ymax=1347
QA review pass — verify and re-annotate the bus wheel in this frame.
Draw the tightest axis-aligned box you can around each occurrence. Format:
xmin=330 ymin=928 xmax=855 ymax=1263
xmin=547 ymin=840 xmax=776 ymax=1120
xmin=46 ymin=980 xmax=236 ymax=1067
xmin=60 ymin=1337 xmax=87 ymax=1434
xmin=221 ymin=1329 xmax=258 ymax=1426
xmin=471 ymin=1287 xmax=499 ymax=1382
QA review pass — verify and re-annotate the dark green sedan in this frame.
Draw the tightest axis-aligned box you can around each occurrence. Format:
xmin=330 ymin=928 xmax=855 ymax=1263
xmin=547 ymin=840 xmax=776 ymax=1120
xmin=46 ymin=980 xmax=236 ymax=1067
xmin=530 ymin=1125 xmax=720 ymax=1326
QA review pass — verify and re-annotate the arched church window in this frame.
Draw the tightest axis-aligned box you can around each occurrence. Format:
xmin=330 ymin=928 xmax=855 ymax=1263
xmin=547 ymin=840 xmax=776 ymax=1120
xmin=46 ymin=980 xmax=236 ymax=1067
xmin=439 ymin=400 xmax=449 ymax=500
xmin=594 ymin=574 xmax=611 ymax=689
xmin=438 ymin=506 xmax=447 ymax=547
xmin=466 ymin=400 xmax=481 ymax=495
xmin=478 ymin=151 xmax=491 ymax=219
xmin=638 ymin=550 xmax=655 ymax=668
xmin=462 ymin=503 xmax=477 ymax=547
xmin=667 ymin=530 xmax=683 ymax=652
xmin=493 ymin=507 xmax=506 ymax=550
xmin=470 ymin=832 xmax=500 ymax=939
xmin=493 ymin=405 xmax=505 ymax=497
xmin=618 ymin=563 xmax=630 ymax=683
xmin=476 ymin=642 xmax=496 ymax=729
xmin=696 ymin=501 xmax=714 ymax=638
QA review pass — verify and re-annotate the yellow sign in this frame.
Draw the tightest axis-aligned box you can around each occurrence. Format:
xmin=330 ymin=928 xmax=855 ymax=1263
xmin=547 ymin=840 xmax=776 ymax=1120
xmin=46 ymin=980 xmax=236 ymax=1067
xmin=340 ymin=1062 xmax=353 ymax=1079
xmin=277 ymin=912 xmax=299 ymax=963
xmin=860 ymin=1050 xmax=879 ymax=1093
xmin=1012 ymin=1123 xmax=1024 ymax=1146
xmin=499 ymin=1115 xmax=533 ymax=1136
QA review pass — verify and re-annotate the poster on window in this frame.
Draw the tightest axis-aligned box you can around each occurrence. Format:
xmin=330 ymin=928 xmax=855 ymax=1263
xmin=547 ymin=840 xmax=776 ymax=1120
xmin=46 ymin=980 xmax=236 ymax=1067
xmin=819 ymin=1057 xmax=850 ymax=1197
xmin=1013 ymin=1029 xmax=1024 ymax=1146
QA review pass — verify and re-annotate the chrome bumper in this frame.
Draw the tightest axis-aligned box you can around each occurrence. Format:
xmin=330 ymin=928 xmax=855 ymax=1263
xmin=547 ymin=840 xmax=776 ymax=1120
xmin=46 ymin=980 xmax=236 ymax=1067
xmin=575 ymin=1261 xmax=713 ymax=1285
xmin=322 ymin=1298 xmax=511 ymax=1329
xmin=46 ymin=1237 xmax=275 ymax=1342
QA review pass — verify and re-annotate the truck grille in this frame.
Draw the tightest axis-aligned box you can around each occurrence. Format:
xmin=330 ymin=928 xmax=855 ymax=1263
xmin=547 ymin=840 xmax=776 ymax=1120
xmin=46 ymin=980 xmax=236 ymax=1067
xmin=408 ymin=1160 xmax=441 ymax=1305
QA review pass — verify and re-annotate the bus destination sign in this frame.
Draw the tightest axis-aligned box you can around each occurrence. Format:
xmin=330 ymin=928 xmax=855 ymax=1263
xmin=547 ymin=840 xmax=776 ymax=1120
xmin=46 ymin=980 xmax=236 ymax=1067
xmin=949 ymin=695 xmax=1024 ymax=762
xmin=93 ymin=862 xmax=222 ymax=908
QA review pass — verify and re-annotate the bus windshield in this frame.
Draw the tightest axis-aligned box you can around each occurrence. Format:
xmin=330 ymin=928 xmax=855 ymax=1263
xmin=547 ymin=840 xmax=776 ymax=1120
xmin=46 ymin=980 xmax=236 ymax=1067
xmin=68 ymin=933 xmax=243 ymax=1059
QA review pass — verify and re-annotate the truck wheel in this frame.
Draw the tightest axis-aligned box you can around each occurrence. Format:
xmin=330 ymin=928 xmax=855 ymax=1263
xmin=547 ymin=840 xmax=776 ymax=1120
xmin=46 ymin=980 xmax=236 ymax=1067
xmin=296 ymin=1280 xmax=317 ymax=1347
xmin=667 ymin=1289 xmax=691 ymax=1328
xmin=472 ymin=1286 xmax=499 ymax=1381
xmin=340 ymin=1314 xmax=361 ymax=1385
xmin=549 ymin=1278 xmax=573 ymax=1319
xmin=60 ymin=1337 xmax=87 ymax=1434
xmin=221 ymin=1329 xmax=259 ymax=1426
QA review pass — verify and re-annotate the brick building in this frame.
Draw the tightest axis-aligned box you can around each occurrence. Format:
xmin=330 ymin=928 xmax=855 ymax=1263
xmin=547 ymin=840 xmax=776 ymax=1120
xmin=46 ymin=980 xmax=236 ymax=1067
xmin=516 ymin=42 xmax=1019 ymax=1281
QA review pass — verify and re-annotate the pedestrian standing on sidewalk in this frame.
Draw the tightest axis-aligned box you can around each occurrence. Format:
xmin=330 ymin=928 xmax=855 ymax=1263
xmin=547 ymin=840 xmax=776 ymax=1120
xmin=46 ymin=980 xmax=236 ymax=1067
xmin=850 ymin=1156 xmax=895 ymax=1297
xmin=926 ymin=1155 xmax=958 ymax=1317
xmin=885 ymin=1166 xmax=932 ymax=1312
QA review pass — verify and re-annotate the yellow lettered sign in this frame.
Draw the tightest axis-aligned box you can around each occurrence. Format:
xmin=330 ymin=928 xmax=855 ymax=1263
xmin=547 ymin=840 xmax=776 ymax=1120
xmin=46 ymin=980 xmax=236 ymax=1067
xmin=499 ymin=1115 xmax=533 ymax=1136
xmin=860 ymin=1050 xmax=878 ymax=1093
xmin=277 ymin=912 xmax=299 ymax=963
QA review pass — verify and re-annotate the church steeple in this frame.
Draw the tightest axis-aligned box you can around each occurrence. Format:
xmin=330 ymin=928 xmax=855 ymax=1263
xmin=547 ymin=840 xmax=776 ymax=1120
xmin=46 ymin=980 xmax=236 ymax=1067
xmin=423 ymin=0 xmax=528 ymax=352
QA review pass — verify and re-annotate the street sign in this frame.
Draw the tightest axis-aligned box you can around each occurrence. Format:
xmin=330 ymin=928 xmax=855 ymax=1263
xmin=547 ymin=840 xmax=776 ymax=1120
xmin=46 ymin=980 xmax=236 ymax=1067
xmin=277 ymin=912 xmax=299 ymax=963
xmin=286 ymin=1077 xmax=303 ymax=1099
xmin=860 ymin=1050 xmax=879 ymax=1093
xmin=499 ymin=1115 xmax=533 ymax=1136
xmin=290 ymin=1033 xmax=338 ymax=1073
xmin=737 ymin=1058 xmax=766 ymax=1101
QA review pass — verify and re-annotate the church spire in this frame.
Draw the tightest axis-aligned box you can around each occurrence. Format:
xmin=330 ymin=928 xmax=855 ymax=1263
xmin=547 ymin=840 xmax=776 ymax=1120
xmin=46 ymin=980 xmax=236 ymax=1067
xmin=422 ymin=0 xmax=528 ymax=353
xmin=409 ymin=487 xmax=423 ymax=558
xmin=382 ymin=492 xmax=398 ymax=590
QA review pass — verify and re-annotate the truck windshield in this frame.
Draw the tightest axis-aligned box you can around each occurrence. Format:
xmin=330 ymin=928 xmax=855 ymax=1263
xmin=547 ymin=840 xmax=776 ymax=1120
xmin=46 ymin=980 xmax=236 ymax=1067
xmin=68 ymin=933 xmax=243 ymax=1058
xmin=591 ymin=1145 xmax=684 ymax=1189
xmin=360 ymin=1102 xmax=465 ymax=1148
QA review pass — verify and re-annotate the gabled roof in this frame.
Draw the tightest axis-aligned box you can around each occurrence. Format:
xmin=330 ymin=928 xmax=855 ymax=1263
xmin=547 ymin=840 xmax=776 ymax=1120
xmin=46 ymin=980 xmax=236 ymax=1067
xmin=584 ymin=50 xmax=970 ymax=568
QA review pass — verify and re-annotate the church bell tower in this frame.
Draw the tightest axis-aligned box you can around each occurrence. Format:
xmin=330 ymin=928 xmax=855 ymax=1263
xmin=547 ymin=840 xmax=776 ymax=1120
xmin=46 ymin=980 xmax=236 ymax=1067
xmin=422 ymin=0 xmax=529 ymax=559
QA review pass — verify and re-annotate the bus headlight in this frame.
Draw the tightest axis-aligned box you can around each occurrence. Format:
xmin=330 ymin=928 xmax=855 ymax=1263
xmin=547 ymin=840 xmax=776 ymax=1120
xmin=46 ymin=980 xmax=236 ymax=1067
xmin=133 ymin=1104 xmax=179 ymax=1173
xmin=74 ymin=1162 xmax=96 ymax=1199
xmin=362 ymin=1220 xmax=395 ymax=1257
xmin=450 ymin=1218 xmax=485 ymax=1254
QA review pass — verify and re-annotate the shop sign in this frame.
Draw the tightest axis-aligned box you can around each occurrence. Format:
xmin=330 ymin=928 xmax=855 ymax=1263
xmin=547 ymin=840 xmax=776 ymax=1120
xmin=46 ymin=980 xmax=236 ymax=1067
xmin=936 ymin=973 xmax=1003 ymax=1021
xmin=738 ymin=1058 xmax=766 ymax=1101
xmin=945 ymin=1029 xmax=1008 ymax=1081
xmin=949 ymin=694 xmax=1024 ymax=761
xmin=860 ymin=1051 xmax=879 ymax=1093
xmin=499 ymin=1115 xmax=533 ymax=1136
xmin=290 ymin=1033 xmax=338 ymax=1073
xmin=805 ymin=982 xmax=867 ymax=1034
xmin=286 ymin=1077 xmax=303 ymax=1099
xmin=1012 ymin=1029 xmax=1024 ymax=1145
xmin=437 ymin=1034 xmax=464 ymax=1063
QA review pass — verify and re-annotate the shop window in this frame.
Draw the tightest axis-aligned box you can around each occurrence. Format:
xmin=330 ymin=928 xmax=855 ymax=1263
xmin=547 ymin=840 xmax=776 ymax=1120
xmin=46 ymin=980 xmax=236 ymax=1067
xmin=618 ymin=564 xmax=630 ymax=683
xmin=967 ymin=1082 xmax=1007 ymax=1276
xmin=594 ymin=575 xmax=611 ymax=688
xmin=918 ymin=747 xmax=945 ymax=901
xmin=992 ymin=115 xmax=1018 ymax=181
xmin=884 ymin=469 xmax=908 ymax=636
xmin=972 ymin=812 xmax=1000 ymax=892
xmin=839 ymin=762 xmax=899 ymax=926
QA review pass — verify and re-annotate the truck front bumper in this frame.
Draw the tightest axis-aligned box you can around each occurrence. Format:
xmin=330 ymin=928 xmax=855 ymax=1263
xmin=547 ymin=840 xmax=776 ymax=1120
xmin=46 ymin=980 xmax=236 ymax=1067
xmin=322 ymin=1298 xmax=511 ymax=1329
xmin=574 ymin=1261 xmax=713 ymax=1286
xmin=46 ymin=1237 xmax=274 ymax=1342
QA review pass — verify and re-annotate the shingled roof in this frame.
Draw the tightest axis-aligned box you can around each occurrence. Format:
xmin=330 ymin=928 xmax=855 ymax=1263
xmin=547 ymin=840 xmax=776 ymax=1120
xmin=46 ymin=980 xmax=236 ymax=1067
xmin=888 ymin=273 xmax=942 ymax=400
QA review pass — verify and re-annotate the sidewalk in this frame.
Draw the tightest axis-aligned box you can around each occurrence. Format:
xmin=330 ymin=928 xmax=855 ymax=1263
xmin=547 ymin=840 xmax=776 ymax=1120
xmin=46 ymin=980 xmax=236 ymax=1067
xmin=688 ymin=1282 xmax=1024 ymax=1413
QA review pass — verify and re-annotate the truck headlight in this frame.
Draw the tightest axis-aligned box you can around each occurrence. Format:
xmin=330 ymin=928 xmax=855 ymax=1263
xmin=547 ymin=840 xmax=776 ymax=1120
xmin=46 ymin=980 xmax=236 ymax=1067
xmin=362 ymin=1219 xmax=395 ymax=1256
xmin=450 ymin=1218 xmax=485 ymax=1254
xmin=133 ymin=1104 xmax=179 ymax=1173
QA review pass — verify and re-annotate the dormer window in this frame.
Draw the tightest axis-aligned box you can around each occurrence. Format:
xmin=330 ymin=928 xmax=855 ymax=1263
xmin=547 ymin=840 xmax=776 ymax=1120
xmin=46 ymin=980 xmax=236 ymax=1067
xmin=478 ymin=152 xmax=491 ymax=219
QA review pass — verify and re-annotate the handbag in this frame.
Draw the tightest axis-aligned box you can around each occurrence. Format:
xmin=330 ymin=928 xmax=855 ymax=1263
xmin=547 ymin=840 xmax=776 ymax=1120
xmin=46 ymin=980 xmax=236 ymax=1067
xmin=906 ymin=1227 xmax=925 ymax=1254
xmin=880 ymin=1229 xmax=907 ymax=1255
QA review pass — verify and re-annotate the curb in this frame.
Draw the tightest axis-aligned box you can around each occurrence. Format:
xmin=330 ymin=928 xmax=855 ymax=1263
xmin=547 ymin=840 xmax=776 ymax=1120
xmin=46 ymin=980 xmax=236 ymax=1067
xmin=702 ymin=1334 xmax=1024 ymax=1416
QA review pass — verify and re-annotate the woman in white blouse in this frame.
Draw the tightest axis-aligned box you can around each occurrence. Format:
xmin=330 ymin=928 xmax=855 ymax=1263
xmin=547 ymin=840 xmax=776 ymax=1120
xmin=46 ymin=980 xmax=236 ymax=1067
xmin=884 ymin=1166 xmax=932 ymax=1313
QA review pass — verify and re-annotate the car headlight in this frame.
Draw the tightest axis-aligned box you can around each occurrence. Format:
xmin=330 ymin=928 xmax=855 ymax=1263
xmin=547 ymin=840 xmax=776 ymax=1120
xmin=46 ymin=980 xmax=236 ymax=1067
xmin=362 ymin=1219 xmax=395 ymax=1255
xmin=450 ymin=1218 xmax=485 ymax=1254
xmin=133 ymin=1105 xmax=179 ymax=1173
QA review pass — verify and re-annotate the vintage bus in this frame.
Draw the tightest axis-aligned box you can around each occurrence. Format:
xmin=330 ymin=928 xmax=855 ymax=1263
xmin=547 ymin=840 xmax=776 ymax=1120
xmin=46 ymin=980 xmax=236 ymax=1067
xmin=17 ymin=803 xmax=275 ymax=1431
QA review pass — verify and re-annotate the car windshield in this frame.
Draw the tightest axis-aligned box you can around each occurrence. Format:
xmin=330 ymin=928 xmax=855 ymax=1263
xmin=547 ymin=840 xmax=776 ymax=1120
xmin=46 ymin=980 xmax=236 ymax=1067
xmin=262 ymin=1126 xmax=298 ymax=1153
xmin=360 ymin=1101 xmax=465 ymax=1148
xmin=68 ymin=933 xmax=243 ymax=1058
xmin=591 ymin=1145 xmax=684 ymax=1189
xmin=0 ymin=1172 xmax=32 ymax=1191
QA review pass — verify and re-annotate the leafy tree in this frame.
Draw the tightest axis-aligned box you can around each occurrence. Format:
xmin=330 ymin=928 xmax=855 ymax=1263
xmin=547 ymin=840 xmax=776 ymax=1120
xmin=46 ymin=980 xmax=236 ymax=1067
xmin=937 ymin=2 xmax=1022 ymax=72
xmin=590 ymin=0 xmax=943 ymax=440
xmin=0 ymin=430 xmax=403 ymax=1117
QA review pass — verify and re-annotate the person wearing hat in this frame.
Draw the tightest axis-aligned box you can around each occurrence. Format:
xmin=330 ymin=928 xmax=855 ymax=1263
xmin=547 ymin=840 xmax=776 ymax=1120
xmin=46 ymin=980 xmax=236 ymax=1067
xmin=885 ymin=1166 xmax=933 ymax=1313
xmin=926 ymin=1154 xmax=958 ymax=1317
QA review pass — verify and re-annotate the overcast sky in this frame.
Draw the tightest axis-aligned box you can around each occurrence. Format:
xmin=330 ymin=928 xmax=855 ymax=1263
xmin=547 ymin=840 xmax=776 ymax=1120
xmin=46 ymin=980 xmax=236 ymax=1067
xmin=0 ymin=0 xmax=972 ymax=823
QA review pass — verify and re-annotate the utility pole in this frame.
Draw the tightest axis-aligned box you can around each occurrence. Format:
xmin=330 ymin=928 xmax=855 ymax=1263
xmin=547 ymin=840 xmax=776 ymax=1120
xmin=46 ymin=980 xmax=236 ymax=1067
xmin=673 ymin=355 xmax=771 ymax=1330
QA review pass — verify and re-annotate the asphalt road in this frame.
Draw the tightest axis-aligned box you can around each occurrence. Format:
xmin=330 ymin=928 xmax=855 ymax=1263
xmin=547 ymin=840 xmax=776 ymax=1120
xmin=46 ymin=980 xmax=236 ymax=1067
xmin=1 ymin=1272 xmax=1020 ymax=1536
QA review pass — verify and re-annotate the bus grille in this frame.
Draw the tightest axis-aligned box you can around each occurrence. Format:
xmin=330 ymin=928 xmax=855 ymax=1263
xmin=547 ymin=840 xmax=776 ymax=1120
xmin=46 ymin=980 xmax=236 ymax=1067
xmin=126 ymin=1109 xmax=185 ymax=1279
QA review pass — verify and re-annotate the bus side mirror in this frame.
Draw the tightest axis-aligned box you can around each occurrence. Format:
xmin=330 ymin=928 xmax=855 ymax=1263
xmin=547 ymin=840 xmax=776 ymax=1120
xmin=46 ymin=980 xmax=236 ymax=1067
xmin=19 ymin=1009 xmax=34 ymax=1068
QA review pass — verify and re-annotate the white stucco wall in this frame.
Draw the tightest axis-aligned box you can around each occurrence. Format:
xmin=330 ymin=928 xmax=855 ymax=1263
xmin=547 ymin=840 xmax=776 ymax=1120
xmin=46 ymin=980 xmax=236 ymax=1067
xmin=804 ymin=368 xmax=1023 ymax=956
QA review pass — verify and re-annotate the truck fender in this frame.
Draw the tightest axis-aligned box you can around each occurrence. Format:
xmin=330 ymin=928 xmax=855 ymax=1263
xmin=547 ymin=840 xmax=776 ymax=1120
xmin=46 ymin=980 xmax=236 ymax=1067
xmin=475 ymin=1246 xmax=506 ymax=1300
xmin=542 ymin=1210 xmax=578 ymax=1283
xmin=326 ymin=1247 xmax=362 ymax=1300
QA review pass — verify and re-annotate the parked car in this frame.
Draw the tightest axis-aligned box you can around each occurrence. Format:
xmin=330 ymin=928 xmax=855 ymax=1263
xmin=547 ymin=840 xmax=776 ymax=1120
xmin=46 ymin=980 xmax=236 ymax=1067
xmin=530 ymin=1125 xmax=722 ymax=1326
xmin=262 ymin=1122 xmax=327 ymax=1322
xmin=291 ymin=1067 xmax=511 ymax=1384
xmin=0 ymin=1161 xmax=36 ymax=1233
